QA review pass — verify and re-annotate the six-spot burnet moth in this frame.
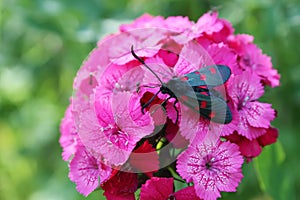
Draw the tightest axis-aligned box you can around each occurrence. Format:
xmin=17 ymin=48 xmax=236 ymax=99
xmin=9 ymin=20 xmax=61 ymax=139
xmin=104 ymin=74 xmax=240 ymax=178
xmin=130 ymin=46 xmax=232 ymax=124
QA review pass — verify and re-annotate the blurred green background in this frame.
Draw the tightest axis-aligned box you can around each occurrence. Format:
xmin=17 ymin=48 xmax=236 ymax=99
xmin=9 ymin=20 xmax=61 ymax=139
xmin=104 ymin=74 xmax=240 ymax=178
xmin=1 ymin=0 xmax=299 ymax=199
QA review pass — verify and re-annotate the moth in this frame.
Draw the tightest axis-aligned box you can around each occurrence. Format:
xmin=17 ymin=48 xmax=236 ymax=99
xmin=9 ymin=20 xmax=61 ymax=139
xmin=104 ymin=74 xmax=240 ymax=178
xmin=131 ymin=46 xmax=232 ymax=124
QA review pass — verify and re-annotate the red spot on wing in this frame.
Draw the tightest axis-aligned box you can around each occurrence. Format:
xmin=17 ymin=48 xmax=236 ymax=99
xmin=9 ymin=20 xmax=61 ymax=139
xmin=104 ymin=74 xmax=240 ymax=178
xmin=209 ymin=111 xmax=216 ymax=119
xmin=200 ymin=101 xmax=207 ymax=108
xmin=200 ymin=91 xmax=209 ymax=95
xmin=200 ymin=74 xmax=206 ymax=80
xmin=180 ymin=76 xmax=189 ymax=81
xmin=197 ymin=85 xmax=207 ymax=89
xmin=209 ymin=67 xmax=217 ymax=74
xmin=194 ymin=71 xmax=200 ymax=75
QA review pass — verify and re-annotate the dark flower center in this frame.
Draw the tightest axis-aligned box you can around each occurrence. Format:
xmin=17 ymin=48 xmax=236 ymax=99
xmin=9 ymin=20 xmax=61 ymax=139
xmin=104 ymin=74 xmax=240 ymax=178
xmin=202 ymin=155 xmax=216 ymax=170
xmin=237 ymin=95 xmax=249 ymax=111
xmin=205 ymin=160 xmax=213 ymax=169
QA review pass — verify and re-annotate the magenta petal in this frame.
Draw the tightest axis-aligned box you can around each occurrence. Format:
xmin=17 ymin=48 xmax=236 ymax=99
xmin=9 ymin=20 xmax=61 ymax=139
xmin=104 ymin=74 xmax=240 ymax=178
xmin=129 ymin=141 xmax=159 ymax=173
xmin=174 ymin=40 xmax=212 ymax=76
xmin=120 ymin=14 xmax=165 ymax=32
xmin=78 ymin=108 xmax=131 ymax=165
xmin=140 ymin=177 xmax=174 ymax=200
xmin=177 ymin=133 xmax=244 ymax=200
xmin=165 ymin=16 xmax=193 ymax=33
xmin=158 ymin=49 xmax=179 ymax=67
xmin=245 ymin=102 xmax=275 ymax=128
xmin=80 ymin=91 xmax=154 ymax=166
xmin=228 ymin=71 xmax=264 ymax=104
xmin=194 ymin=184 xmax=220 ymax=200
xmin=143 ymin=56 xmax=174 ymax=84
xmin=69 ymin=146 xmax=111 ymax=196
xmin=59 ymin=105 xmax=78 ymax=161
xmin=206 ymin=43 xmax=238 ymax=72
xmin=94 ymin=90 xmax=114 ymax=127
xmin=173 ymin=186 xmax=201 ymax=200
xmin=239 ymin=138 xmax=262 ymax=158
xmin=237 ymin=114 xmax=266 ymax=140
xmin=240 ymin=43 xmax=280 ymax=88
xmin=103 ymin=172 xmax=138 ymax=200
xmin=194 ymin=12 xmax=223 ymax=36
xmin=257 ymin=127 xmax=278 ymax=147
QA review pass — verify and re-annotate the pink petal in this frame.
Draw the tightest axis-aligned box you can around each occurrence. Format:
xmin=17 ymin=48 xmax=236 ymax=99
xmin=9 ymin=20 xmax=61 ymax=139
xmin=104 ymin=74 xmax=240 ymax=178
xmin=165 ymin=101 xmax=178 ymax=124
xmin=98 ymin=63 xmax=132 ymax=91
xmin=218 ymin=104 xmax=240 ymax=137
xmin=237 ymin=113 xmax=266 ymax=140
xmin=176 ymin=146 xmax=195 ymax=183
xmin=77 ymin=108 xmax=131 ymax=165
xmin=237 ymin=42 xmax=280 ymax=88
xmin=94 ymin=90 xmax=114 ymax=127
xmin=59 ymin=104 xmax=78 ymax=161
xmin=164 ymin=16 xmax=193 ymax=33
xmin=148 ymin=104 xmax=167 ymax=126
xmin=143 ymin=56 xmax=174 ymax=84
xmin=174 ymin=40 xmax=213 ymax=76
xmin=69 ymin=146 xmax=112 ymax=196
xmin=194 ymin=12 xmax=223 ymax=36
xmin=94 ymin=90 xmax=154 ymax=165
xmin=227 ymin=34 xmax=254 ymax=54
xmin=206 ymin=43 xmax=239 ymax=72
xmin=228 ymin=71 xmax=264 ymax=104
xmin=115 ymin=66 xmax=145 ymax=93
xmin=114 ymin=46 xmax=161 ymax=66
xmin=120 ymin=14 xmax=165 ymax=32
xmin=104 ymin=32 xmax=163 ymax=65
xmin=194 ymin=183 xmax=221 ymax=200
xmin=245 ymin=102 xmax=275 ymax=128
xmin=113 ymin=92 xmax=154 ymax=139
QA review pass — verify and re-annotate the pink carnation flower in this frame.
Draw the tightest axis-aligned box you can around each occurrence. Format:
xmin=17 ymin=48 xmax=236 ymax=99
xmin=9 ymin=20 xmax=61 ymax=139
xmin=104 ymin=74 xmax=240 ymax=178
xmin=60 ymin=11 xmax=280 ymax=198
xmin=227 ymin=34 xmax=280 ymax=87
xmin=227 ymin=71 xmax=276 ymax=140
xmin=177 ymin=133 xmax=244 ymax=200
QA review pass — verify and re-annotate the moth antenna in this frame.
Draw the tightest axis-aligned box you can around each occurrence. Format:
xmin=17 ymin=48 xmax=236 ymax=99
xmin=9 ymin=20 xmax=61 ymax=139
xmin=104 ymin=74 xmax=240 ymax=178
xmin=131 ymin=45 xmax=164 ymax=85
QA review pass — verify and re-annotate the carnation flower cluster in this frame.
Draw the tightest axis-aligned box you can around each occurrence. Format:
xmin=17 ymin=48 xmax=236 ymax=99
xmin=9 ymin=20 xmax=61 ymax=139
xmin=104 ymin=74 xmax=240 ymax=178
xmin=60 ymin=12 xmax=280 ymax=200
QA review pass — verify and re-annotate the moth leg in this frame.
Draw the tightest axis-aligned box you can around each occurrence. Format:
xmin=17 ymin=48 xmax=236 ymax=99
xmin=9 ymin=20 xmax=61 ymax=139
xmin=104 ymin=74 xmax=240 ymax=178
xmin=137 ymin=84 xmax=160 ymax=93
xmin=161 ymin=97 xmax=179 ymax=124
xmin=173 ymin=99 xmax=179 ymax=124
xmin=141 ymin=90 xmax=161 ymax=114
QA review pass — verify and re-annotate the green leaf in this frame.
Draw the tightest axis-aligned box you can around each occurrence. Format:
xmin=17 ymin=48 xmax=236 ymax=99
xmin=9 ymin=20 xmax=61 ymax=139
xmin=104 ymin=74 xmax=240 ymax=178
xmin=254 ymin=141 xmax=296 ymax=200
